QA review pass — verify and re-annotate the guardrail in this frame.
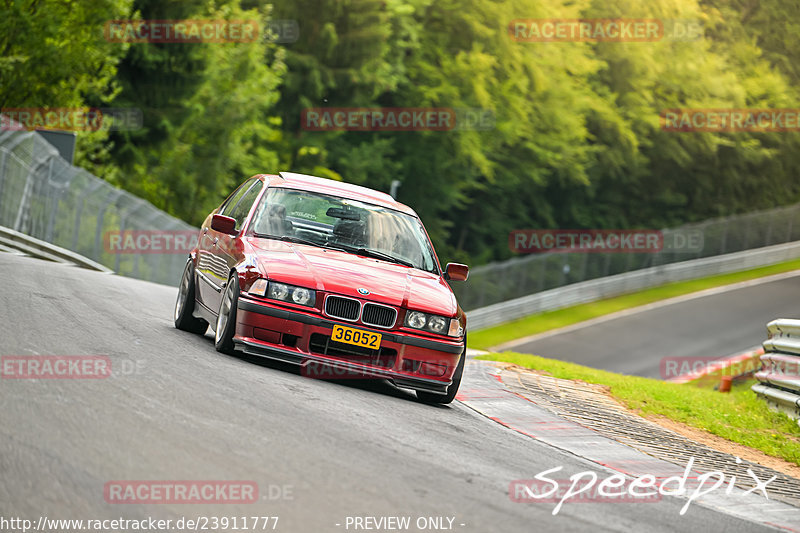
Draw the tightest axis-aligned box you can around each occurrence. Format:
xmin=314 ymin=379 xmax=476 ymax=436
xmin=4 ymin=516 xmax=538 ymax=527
xmin=0 ymin=225 xmax=112 ymax=272
xmin=5 ymin=114 xmax=800 ymax=296
xmin=753 ymin=319 xmax=800 ymax=422
xmin=0 ymin=120 xmax=195 ymax=286
xmin=454 ymin=204 xmax=800 ymax=311
xmin=467 ymin=241 xmax=800 ymax=331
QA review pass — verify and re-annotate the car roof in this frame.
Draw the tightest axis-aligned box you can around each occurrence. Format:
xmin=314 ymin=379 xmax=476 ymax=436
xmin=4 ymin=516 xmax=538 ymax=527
xmin=257 ymin=172 xmax=417 ymax=217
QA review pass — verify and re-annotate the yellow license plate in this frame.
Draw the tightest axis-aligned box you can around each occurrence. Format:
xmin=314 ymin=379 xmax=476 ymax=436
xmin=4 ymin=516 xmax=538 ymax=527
xmin=331 ymin=325 xmax=381 ymax=350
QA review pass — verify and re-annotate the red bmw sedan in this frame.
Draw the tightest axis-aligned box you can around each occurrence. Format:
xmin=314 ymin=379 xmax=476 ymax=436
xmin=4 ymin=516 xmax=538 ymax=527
xmin=174 ymin=172 xmax=469 ymax=404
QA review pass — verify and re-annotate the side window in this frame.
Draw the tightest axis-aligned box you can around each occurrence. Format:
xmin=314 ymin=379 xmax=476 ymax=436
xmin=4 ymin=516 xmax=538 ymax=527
xmin=219 ymin=178 xmax=258 ymax=217
xmin=226 ymin=181 xmax=263 ymax=230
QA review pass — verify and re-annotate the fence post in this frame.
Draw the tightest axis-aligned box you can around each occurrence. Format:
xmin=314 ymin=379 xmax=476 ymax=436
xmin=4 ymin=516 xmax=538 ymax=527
xmin=12 ymin=162 xmax=37 ymax=233
xmin=601 ymin=251 xmax=611 ymax=277
xmin=72 ymin=179 xmax=105 ymax=251
xmin=578 ymin=251 xmax=588 ymax=283
xmin=94 ymin=189 xmax=123 ymax=262
xmin=719 ymin=218 xmax=729 ymax=255
xmin=116 ymin=201 xmax=148 ymax=275
xmin=44 ymin=159 xmax=61 ymax=243
xmin=0 ymin=149 xmax=7 ymax=205
xmin=764 ymin=209 xmax=774 ymax=247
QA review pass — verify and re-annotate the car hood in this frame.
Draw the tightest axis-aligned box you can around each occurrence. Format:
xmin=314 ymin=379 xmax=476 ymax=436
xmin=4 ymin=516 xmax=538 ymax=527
xmin=246 ymin=238 xmax=457 ymax=316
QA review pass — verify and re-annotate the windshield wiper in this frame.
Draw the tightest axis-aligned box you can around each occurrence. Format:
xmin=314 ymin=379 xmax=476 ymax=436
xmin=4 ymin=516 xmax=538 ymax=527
xmin=254 ymin=234 xmax=414 ymax=267
xmin=339 ymin=246 xmax=414 ymax=268
xmin=255 ymin=233 xmax=352 ymax=253
xmin=254 ymin=233 xmax=324 ymax=248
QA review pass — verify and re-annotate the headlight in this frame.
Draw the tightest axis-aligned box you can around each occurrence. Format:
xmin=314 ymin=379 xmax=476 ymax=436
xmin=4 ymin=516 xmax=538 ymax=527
xmin=428 ymin=316 xmax=447 ymax=333
xmin=250 ymin=280 xmax=316 ymax=307
xmin=268 ymin=282 xmax=290 ymax=300
xmin=291 ymin=287 xmax=313 ymax=305
xmin=404 ymin=310 xmax=461 ymax=337
xmin=406 ymin=311 xmax=427 ymax=329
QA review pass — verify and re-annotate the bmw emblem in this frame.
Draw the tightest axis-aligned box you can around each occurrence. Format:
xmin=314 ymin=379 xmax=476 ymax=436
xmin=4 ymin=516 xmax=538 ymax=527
xmin=357 ymin=288 xmax=370 ymax=296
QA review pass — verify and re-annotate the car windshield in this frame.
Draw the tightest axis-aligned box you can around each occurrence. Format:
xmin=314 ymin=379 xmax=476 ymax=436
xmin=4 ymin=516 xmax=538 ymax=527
xmin=249 ymin=187 xmax=438 ymax=273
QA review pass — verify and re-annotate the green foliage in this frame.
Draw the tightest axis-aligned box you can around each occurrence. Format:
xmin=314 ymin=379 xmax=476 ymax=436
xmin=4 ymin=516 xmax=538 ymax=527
xmin=104 ymin=0 xmax=286 ymax=224
xmin=6 ymin=0 xmax=800 ymax=266
xmin=0 ymin=0 xmax=134 ymax=109
xmin=0 ymin=0 xmax=136 ymax=182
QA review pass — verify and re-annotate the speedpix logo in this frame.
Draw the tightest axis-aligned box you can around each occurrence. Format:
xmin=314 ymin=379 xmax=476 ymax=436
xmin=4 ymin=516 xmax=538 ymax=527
xmin=511 ymin=458 xmax=775 ymax=516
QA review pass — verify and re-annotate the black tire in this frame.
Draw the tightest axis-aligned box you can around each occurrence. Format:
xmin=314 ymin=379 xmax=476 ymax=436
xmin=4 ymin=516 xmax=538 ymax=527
xmin=416 ymin=341 xmax=466 ymax=405
xmin=214 ymin=273 xmax=239 ymax=355
xmin=174 ymin=259 xmax=208 ymax=334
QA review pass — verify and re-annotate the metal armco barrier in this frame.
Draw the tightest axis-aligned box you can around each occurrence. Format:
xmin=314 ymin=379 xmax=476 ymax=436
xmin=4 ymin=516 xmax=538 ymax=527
xmin=467 ymin=241 xmax=800 ymax=330
xmin=0 ymin=224 xmax=112 ymax=272
xmin=753 ymin=319 xmax=800 ymax=422
xmin=455 ymin=204 xmax=800 ymax=312
xmin=0 ymin=119 xmax=195 ymax=286
xmin=5 ymin=114 xmax=800 ymax=294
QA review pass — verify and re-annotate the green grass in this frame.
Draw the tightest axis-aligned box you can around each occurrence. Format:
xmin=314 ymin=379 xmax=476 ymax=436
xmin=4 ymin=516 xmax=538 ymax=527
xmin=469 ymin=258 xmax=800 ymax=351
xmin=478 ymin=352 xmax=800 ymax=465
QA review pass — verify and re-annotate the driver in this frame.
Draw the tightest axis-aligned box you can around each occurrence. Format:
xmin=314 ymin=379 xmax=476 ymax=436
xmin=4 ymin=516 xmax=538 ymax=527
xmin=266 ymin=204 xmax=290 ymax=236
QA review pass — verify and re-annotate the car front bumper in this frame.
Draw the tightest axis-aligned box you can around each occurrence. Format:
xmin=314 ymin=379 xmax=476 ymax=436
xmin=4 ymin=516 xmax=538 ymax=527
xmin=234 ymin=296 xmax=464 ymax=395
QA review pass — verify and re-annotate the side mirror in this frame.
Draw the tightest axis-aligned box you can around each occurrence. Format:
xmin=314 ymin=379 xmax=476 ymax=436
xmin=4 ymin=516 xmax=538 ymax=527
xmin=444 ymin=262 xmax=469 ymax=282
xmin=211 ymin=214 xmax=237 ymax=235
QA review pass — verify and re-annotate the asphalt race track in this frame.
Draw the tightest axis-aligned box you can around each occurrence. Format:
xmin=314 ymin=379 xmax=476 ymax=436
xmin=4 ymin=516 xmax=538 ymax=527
xmin=0 ymin=253 xmax=788 ymax=532
xmin=501 ymin=272 xmax=800 ymax=378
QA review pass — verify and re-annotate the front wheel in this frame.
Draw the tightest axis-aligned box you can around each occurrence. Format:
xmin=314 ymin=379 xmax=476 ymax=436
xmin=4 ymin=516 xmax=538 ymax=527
xmin=416 ymin=343 xmax=466 ymax=405
xmin=174 ymin=259 xmax=208 ymax=334
xmin=214 ymin=273 xmax=239 ymax=355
